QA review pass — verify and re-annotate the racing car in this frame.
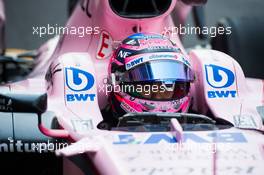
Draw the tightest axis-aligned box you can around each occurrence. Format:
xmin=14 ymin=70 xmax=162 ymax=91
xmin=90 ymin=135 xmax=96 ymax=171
xmin=0 ymin=0 xmax=264 ymax=175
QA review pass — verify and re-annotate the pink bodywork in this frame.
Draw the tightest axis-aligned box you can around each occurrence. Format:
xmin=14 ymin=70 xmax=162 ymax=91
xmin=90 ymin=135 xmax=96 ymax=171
xmin=3 ymin=0 xmax=264 ymax=174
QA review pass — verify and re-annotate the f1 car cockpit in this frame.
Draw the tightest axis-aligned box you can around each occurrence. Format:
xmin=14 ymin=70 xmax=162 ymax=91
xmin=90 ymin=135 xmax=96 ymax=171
xmin=111 ymin=112 xmax=233 ymax=132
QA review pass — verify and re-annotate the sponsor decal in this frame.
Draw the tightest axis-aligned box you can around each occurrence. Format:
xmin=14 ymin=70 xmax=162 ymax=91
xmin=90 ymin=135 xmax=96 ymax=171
xmin=120 ymin=102 xmax=137 ymax=113
xmin=65 ymin=67 xmax=96 ymax=102
xmin=65 ymin=67 xmax=94 ymax=91
xmin=147 ymin=45 xmax=180 ymax=52
xmin=126 ymin=57 xmax=143 ymax=70
xmin=113 ymin=132 xmax=247 ymax=144
xmin=0 ymin=137 xmax=68 ymax=153
xmin=205 ymin=64 xmax=237 ymax=98
xmin=205 ymin=64 xmax=234 ymax=88
xmin=149 ymin=54 xmax=176 ymax=60
xmin=116 ymin=46 xmax=181 ymax=60
xmin=118 ymin=49 xmax=132 ymax=59
xmin=127 ymin=166 xmax=256 ymax=175
xmin=71 ymin=119 xmax=94 ymax=132
xmin=124 ymin=38 xmax=140 ymax=46
xmin=97 ymin=30 xmax=113 ymax=59
xmin=125 ymin=53 xmax=179 ymax=70
xmin=128 ymin=33 xmax=164 ymax=40
xmin=233 ymin=115 xmax=257 ymax=129
xmin=115 ymin=48 xmax=135 ymax=63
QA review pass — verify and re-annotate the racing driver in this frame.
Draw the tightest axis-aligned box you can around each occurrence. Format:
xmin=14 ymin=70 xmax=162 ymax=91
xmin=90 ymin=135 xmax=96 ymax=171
xmin=103 ymin=33 xmax=195 ymax=125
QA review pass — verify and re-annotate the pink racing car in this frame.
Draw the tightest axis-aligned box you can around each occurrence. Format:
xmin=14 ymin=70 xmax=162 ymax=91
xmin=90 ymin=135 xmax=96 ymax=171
xmin=0 ymin=0 xmax=264 ymax=175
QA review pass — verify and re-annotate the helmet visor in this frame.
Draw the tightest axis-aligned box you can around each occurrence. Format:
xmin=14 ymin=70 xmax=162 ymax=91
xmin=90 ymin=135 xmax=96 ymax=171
xmin=121 ymin=60 xmax=194 ymax=83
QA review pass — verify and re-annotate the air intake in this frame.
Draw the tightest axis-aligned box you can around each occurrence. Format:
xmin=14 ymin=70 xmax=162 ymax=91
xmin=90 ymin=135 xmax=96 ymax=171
xmin=109 ymin=0 xmax=172 ymax=19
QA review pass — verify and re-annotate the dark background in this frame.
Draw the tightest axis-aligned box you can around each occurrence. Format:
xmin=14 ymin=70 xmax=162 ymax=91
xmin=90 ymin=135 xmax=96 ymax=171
xmin=4 ymin=0 xmax=264 ymax=49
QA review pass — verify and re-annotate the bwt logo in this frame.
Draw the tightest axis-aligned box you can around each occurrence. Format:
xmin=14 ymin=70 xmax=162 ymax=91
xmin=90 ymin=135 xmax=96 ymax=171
xmin=126 ymin=57 xmax=143 ymax=70
xmin=205 ymin=64 xmax=237 ymax=98
xmin=65 ymin=67 xmax=96 ymax=102
xmin=113 ymin=133 xmax=247 ymax=144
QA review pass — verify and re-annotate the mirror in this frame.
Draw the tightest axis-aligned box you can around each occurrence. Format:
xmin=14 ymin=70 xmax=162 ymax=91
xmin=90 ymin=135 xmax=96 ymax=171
xmin=0 ymin=93 xmax=47 ymax=114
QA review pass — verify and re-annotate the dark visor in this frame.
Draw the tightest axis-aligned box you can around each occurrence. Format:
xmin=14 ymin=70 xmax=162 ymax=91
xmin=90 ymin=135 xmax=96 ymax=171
xmin=121 ymin=60 xmax=194 ymax=83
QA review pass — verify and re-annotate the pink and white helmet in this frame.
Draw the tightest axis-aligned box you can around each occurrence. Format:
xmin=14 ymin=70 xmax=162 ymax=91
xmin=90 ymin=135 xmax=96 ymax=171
xmin=108 ymin=33 xmax=194 ymax=118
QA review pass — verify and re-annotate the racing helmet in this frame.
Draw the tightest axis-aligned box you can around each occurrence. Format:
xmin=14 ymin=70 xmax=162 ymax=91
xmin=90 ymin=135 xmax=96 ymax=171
xmin=108 ymin=33 xmax=194 ymax=117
